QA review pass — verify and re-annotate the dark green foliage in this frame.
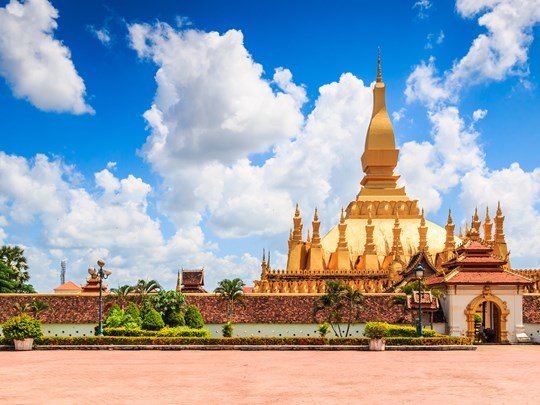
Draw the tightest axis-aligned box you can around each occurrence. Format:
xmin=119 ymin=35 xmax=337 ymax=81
xmin=141 ymin=309 xmax=165 ymax=331
xmin=143 ymin=290 xmax=187 ymax=321
xmin=165 ymin=310 xmax=185 ymax=327
xmin=222 ymin=321 xmax=233 ymax=337
xmin=0 ymin=245 xmax=35 ymax=293
xmin=2 ymin=314 xmax=43 ymax=341
xmin=184 ymin=305 xmax=204 ymax=329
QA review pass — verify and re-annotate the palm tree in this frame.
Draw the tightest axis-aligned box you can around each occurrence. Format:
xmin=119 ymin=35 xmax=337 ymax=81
xmin=110 ymin=285 xmax=135 ymax=309
xmin=314 ymin=281 xmax=364 ymax=337
xmin=133 ymin=279 xmax=162 ymax=303
xmin=214 ymin=278 xmax=246 ymax=322
xmin=0 ymin=245 xmax=30 ymax=286
xmin=31 ymin=299 xmax=51 ymax=320
xmin=13 ymin=302 xmax=31 ymax=315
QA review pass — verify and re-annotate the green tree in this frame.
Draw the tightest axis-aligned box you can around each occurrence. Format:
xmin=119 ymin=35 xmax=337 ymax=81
xmin=313 ymin=281 xmax=364 ymax=337
xmin=0 ymin=246 xmax=35 ymax=293
xmin=185 ymin=304 xmax=204 ymax=329
xmin=0 ymin=245 xmax=29 ymax=284
xmin=143 ymin=290 xmax=186 ymax=326
xmin=214 ymin=278 xmax=246 ymax=323
xmin=141 ymin=308 xmax=165 ymax=331
xmin=13 ymin=302 xmax=31 ymax=315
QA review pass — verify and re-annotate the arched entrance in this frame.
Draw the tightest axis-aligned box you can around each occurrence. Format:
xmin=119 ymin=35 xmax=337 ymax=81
xmin=464 ymin=286 xmax=509 ymax=343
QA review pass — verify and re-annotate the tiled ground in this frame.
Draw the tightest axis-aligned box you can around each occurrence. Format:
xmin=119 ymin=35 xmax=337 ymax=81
xmin=1 ymin=345 xmax=538 ymax=404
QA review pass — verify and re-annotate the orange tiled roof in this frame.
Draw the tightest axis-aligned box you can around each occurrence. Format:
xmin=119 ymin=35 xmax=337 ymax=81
xmin=54 ymin=281 xmax=81 ymax=291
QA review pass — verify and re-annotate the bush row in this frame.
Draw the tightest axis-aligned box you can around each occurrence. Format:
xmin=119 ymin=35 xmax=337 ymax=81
xmin=102 ymin=327 xmax=210 ymax=338
xmin=0 ymin=335 xmax=473 ymax=346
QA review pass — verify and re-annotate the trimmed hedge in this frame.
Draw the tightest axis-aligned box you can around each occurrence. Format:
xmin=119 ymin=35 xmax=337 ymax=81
xmin=385 ymin=324 xmax=437 ymax=338
xmin=0 ymin=335 xmax=473 ymax=347
xmin=102 ymin=327 xmax=210 ymax=337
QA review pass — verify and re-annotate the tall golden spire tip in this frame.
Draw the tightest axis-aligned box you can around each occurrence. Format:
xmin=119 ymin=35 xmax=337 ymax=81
xmin=377 ymin=48 xmax=382 ymax=83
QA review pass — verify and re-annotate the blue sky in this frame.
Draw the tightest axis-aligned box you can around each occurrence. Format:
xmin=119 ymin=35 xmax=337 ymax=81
xmin=1 ymin=0 xmax=539 ymax=293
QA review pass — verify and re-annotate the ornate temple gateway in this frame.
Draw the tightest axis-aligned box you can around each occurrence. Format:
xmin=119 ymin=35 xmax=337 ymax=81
xmin=253 ymin=55 xmax=520 ymax=296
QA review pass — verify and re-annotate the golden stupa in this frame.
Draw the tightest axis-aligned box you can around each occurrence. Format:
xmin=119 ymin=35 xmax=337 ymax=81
xmin=253 ymin=53 xmax=511 ymax=294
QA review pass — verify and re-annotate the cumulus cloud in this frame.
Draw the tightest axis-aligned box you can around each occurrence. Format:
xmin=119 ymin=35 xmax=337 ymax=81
xmin=0 ymin=0 xmax=93 ymax=114
xmin=472 ymin=108 xmax=488 ymax=121
xmin=0 ymin=152 xmax=260 ymax=292
xmin=460 ymin=164 xmax=540 ymax=267
xmin=89 ymin=25 xmax=111 ymax=46
xmin=129 ymin=21 xmax=375 ymax=240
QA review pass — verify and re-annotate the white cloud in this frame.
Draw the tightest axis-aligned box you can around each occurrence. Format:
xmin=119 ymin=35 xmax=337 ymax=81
xmin=0 ymin=0 xmax=93 ymax=114
xmin=89 ymin=25 xmax=111 ymax=46
xmin=413 ymin=0 xmax=432 ymax=19
xmin=472 ymin=108 xmax=488 ymax=121
xmin=405 ymin=57 xmax=449 ymax=108
xmin=460 ymin=163 xmax=540 ymax=267
xmin=392 ymin=107 xmax=406 ymax=122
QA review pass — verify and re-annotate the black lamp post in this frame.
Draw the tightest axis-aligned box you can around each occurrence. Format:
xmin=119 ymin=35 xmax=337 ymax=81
xmin=415 ymin=264 xmax=425 ymax=338
xmin=88 ymin=259 xmax=112 ymax=336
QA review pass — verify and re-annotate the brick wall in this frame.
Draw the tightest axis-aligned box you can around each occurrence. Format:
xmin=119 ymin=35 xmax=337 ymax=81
xmin=3 ymin=293 xmax=539 ymax=324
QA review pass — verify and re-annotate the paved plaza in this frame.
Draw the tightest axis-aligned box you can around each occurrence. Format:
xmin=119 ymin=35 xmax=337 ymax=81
xmin=1 ymin=345 xmax=539 ymax=404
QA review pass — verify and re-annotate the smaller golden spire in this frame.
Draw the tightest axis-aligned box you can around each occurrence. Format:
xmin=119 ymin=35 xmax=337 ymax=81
xmin=176 ymin=270 xmax=181 ymax=292
xmin=394 ymin=211 xmax=400 ymax=227
xmin=447 ymin=208 xmax=453 ymax=225
xmin=458 ymin=226 xmax=463 ymax=239
xmin=267 ymin=250 xmax=271 ymax=270
xmin=377 ymin=47 xmax=382 ymax=83
xmin=295 ymin=203 xmax=300 ymax=217
xmin=340 ymin=208 xmax=345 ymax=224
xmin=420 ymin=208 xmax=426 ymax=226
xmin=261 ymin=248 xmax=266 ymax=267
xmin=307 ymin=229 xmax=311 ymax=243
xmin=367 ymin=206 xmax=373 ymax=225
xmin=314 ymin=207 xmax=319 ymax=222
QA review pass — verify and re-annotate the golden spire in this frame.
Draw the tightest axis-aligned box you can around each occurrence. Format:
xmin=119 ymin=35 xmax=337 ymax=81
xmin=267 ymin=250 xmax=271 ymax=270
xmin=176 ymin=270 xmax=181 ymax=292
xmin=292 ymin=204 xmax=303 ymax=242
xmin=458 ymin=226 xmax=463 ymax=239
xmin=472 ymin=207 xmax=481 ymax=231
xmin=312 ymin=209 xmax=321 ymax=247
xmin=377 ymin=47 xmax=382 ymax=83
xmin=307 ymin=229 xmax=311 ymax=243
xmin=357 ymin=50 xmax=406 ymax=201
xmin=483 ymin=206 xmax=493 ymax=243
xmin=392 ymin=211 xmax=404 ymax=260
xmin=261 ymin=248 xmax=266 ymax=267
xmin=418 ymin=208 xmax=429 ymax=251
xmin=338 ymin=208 xmax=348 ymax=249
xmin=364 ymin=207 xmax=376 ymax=255
xmin=444 ymin=208 xmax=456 ymax=253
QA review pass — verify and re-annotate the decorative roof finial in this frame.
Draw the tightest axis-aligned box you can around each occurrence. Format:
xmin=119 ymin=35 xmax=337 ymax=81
xmin=377 ymin=47 xmax=382 ymax=83
xmin=314 ymin=207 xmax=319 ymax=222
xmin=295 ymin=203 xmax=300 ymax=217
xmin=447 ymin=208 xmax=453 ymax=225
xmin=340 ymin=208 xmax=345 ymax=224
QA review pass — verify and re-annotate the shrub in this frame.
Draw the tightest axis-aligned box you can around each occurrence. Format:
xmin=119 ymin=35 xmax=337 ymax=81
xmin=184 ymin=305 xmax=204 ymax=329
xmin=2 ymin=315 xmax=43 ymax=342
xmin=102 ymin=327 xmax=210 ymax=338
xmin=364 ymin=322 xmax=389 ymax=339
xmin=474 ymin=314 xmax=483 ymax=324
xmin=222 ymin=321 xmax=233 ymax=337
xmin=125 ymin=302 xmax=141 ymax=320
xmin=385 ymin=324 xmax=436 ymax=338
xmin=141 ymin=309 xmax=165 ymax=331
xmin=164 ymin=310 xmax=185 ymax=327
xmin=317 ymin=322 xmax=330 ymax=337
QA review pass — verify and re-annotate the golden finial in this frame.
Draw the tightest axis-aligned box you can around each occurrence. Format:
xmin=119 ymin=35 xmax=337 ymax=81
xmin=314 ymin=207 xmax=319 ymax=222
xmin=447 ymin=208 xmax=453 ymax=225
xmin=289 ymin=228 xmax=293 ymax=240
xmin=267 ymin=251 xmax=271 ymax=269
xmin=262 ymin=248 xmax=266 ymax=266
xmin=367 ymin=206 xmax=373 ymax=225
xmin=485 ymin=206 xmax=491 ymax=223
xmin=307 ymin=229 xmax=311 ymax=243
xmin=377 ymin=48 xmax=382 ymax=83
xmin=497 ymin=200 xmax=502 ymax=216
xmin=394 ymin=211 xmax=400 ymax=227
xmin=458 ymin=226 xmax=463 ymax=238
xmin=295 ymin=203 xmax=300 ymax=217
xmin=465 ymin=222 xmax=469 ymax=235
xmin=420 ymin=208 xmax=426 ymax=226
xmin=340 ymin=208 xmax=345 ymax=224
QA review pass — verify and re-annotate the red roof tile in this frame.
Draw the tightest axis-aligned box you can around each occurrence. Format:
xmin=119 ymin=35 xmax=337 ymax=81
xmin=53 ymin=281 xmax=81 ymax=292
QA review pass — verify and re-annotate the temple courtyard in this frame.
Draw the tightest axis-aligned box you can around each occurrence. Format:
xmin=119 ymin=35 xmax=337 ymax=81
xmin=1 ymin=346 xmax=539 ymax=404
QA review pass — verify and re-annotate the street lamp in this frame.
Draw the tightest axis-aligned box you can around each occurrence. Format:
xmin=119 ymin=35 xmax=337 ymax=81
xmin=415 ymin=264 xmax=425 ymax=338
xmin=88 ymin=259 xmax=112 ymax=336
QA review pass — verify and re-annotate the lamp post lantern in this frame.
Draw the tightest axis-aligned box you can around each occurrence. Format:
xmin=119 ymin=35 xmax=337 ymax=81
xmin=415 ymin=264 xmax=425 ymax=338
xmin=88 ymin=259 xmax=112 ymax=336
